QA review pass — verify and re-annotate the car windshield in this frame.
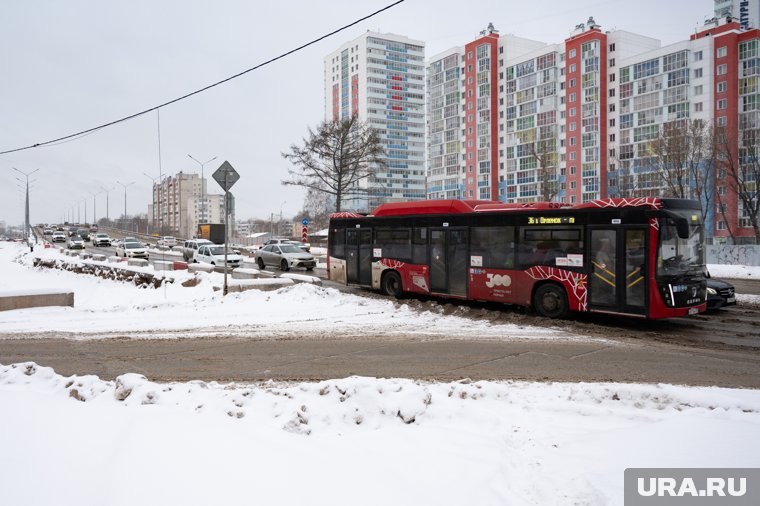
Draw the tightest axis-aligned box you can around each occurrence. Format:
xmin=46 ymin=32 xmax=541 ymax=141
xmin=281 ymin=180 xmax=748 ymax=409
xmin=96 ymin=233 xmax=107 ymax=237
xmin=657 ymin=213 xmax=704 ymax=278
xmin=125 ymin=242 xmax=143 ymax=249
xmin=280 ymin=244 xmax=304 ymax=254
xmin=208 ymin=246 xmax=228 ymax=255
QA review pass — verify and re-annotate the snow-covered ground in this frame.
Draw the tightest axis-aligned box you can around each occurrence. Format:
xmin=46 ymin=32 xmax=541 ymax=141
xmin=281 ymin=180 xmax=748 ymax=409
xmin=1 ymin=242 xmax=760 ymax=505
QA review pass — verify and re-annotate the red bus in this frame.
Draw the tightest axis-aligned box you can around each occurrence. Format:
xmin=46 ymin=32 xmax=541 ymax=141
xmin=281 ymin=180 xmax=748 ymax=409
xmin=327 ymin=197 xmax=707 ymax=319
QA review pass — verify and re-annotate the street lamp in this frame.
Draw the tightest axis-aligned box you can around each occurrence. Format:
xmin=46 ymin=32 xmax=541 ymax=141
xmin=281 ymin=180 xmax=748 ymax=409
xmin=101 ymin=185 xmax=115 ymax=224
xmin=116 ymin=180 xmax=135 ymax=230
xmin=89 ymin=190 xmax=102 ymax=226
xmin=144 ymin=172 xmax=166 ymax=234
xmin=188 ymin=154 xmax=217 ymax=224
xmin=11 ymin=167 xmax=39 ymax=238
xmin=279 ymin=201 xmax=286 ymax=236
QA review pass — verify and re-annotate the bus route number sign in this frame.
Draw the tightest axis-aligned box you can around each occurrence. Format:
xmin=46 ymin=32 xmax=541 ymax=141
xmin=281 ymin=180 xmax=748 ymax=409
xmin=527 ymin=216 xmax=575 ymax=225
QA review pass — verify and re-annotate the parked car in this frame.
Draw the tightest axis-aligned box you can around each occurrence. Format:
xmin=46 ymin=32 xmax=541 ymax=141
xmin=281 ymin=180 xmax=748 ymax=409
xmin=91 ymin=232 xmax=112 ymax=247
xmin=182 ymin=239 xmax=213 ymax=261
xmin=51 ymin=231 xmax=67 ymax=243
xmin=157 ymin=236 xmax=177 ymax=248
xmin=115 ymin=240 xmax=148 ymax=259
xmin=255 ymin=243 xmax=316 ymax=271
xmin=193 ymin=244 xmax=243 ymax=268
xmin=706 ymin=271 xmax=737 ymax=311
xmin=67 ymin=235 xmax=85 ymax=250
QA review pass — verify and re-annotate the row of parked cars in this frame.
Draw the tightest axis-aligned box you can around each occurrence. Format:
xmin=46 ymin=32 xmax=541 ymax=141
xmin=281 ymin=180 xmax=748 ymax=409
xmin=181 ymin=238 xmax=316 ymax=271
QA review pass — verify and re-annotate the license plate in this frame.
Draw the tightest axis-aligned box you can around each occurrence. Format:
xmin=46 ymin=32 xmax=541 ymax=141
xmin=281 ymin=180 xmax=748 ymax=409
xmin=688 ymin=308 xmax=699 ymax=315
xmin=727 ymin=297 xmax=736 ymax=303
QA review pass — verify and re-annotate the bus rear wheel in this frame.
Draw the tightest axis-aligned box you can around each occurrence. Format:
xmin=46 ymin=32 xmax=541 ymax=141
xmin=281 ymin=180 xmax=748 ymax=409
xmin=381 ymin=271 xmax=403 ymax=298
xmin=533 ymin=284 xmax=568 ymax=319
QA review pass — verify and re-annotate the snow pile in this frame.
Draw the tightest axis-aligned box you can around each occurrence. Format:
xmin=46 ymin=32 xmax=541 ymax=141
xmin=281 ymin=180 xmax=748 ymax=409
xmin=708 ymin=263 xmax=760 ymax=279
xmin=0 ymin=362 xmax=758 ymax=506
xmin=1 ymin=243 xmax=571 ymax=341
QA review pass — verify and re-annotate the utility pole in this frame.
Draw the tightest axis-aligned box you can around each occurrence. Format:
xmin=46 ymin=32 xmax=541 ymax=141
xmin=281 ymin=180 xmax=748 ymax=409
xmin=101 ymin=186 xmax=115 ymax=224
xmin=12 ymin=167 xmax=39 ymax=238
xmin=143 ymin=173 xmax=164 ymax=234
xmin=89 ymin=190 xmax=102 ymax=226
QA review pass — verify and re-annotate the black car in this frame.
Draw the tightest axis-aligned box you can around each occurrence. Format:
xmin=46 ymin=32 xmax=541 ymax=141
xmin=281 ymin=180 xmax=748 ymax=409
xmin=706 ymin=274 xmax=737 ymax=311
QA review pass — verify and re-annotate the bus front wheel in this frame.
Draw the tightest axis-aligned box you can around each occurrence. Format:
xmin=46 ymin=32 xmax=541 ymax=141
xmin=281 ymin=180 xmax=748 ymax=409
xmin=533 ymin=284 xmax=568 ymax=319
xmin=381 ymin=271 xmax=403 ymax=298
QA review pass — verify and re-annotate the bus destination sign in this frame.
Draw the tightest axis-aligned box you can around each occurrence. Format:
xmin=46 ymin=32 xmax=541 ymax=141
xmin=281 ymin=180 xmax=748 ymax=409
xmin=527 ymin=216 xmax=576 ymax=225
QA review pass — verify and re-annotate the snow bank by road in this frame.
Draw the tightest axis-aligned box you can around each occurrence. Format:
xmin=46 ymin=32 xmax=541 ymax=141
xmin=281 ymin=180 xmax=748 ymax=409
xmin=0 ymin=362 xmax=758 ymax=506
xmin=0 ymin=243 xmax=569 ymax=341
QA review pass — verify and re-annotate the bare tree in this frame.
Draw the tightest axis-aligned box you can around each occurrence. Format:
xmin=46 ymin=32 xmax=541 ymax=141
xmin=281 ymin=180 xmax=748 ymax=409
xmin=297 ymin=187 xmax=331 ymax=231
xmin=282 ymin=114 xmax=386 ymax=212
xmin=714 ymin=124 xmax=760 ymax=243
xmin=650 ymin=119 xmax=713 ymax=223
xmin=527 ymin=135 xmax=559 ymax=202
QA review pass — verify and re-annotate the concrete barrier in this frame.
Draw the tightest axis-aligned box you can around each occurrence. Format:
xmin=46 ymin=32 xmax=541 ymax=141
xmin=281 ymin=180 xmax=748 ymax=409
xmin=232 ymin=268 xmax=261 ymax=279
xmin=173 ymin=261 xmax=188 ymax=271
xmin=188 ymin=263 xmax=215 ymax=273
xmin=91 ymin=254 xmax=107 ymax=262
xmin=107 ymin=256 xmax=123 ymax=263
xmin=153 ymin=260 xmax=174 ymax=271
xmin=222 ymin=278 xmax=295 ymax=293
xmin=128 ymin=258 xmax=149 ymax=267
xmin=0 ymin=289 xmax=74 ymax=312
xmin=279 ymin=273 xmax=322 ymax=286
xmin=80 ymin=253 xmax=92 ymax=260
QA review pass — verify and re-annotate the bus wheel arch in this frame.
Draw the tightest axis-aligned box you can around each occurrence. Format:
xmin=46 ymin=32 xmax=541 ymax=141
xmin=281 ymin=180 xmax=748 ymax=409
xmin=532 ymin=282 xmax=569 ymax=319
xmin=380 ymin=270 xmax=404 ymax=298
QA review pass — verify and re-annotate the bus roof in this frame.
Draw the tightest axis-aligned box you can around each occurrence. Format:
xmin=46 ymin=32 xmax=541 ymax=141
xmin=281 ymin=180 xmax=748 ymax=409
xmin=329 ymin=197 xmax=698 ymax=220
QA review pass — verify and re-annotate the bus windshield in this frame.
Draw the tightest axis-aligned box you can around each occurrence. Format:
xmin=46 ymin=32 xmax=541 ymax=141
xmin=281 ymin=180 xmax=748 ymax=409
xmin=656 ymin=213 xmax=704 ymax=278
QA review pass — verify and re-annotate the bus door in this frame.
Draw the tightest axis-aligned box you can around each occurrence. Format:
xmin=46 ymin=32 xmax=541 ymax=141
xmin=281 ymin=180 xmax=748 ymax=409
xmin=429 ymin=227 xmax=468 ymax=297
xmin=345 ymin=228 xmax=372 ymax=285
xmin=588 ymin=227 xmax=646 ymax=315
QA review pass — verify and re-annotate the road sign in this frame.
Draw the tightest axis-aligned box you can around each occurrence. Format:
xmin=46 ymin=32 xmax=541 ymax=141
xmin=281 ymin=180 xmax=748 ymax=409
xmin=301 ymin=218 xmax=309 ymax=226
xmin=302 ymin=225 xmax=308 ymax=243
xmin=212 ymin=161 xmax=240 ymax=192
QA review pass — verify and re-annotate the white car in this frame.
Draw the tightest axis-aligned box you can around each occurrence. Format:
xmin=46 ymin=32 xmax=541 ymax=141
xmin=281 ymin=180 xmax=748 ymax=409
xmin=92 ymin=232 xmax=112 ymax=247
xmin=158 ymin=236 xmax=177 ymax=248
xmin=116 ymin=241 xmax=148 ymax=259
xmin=51 ymin=231 xmax=67 ymax=243
xmin=193 ymin=244 xmax=243 ymax=268
xmin=67 ymin=236 xmax=85 ymax=250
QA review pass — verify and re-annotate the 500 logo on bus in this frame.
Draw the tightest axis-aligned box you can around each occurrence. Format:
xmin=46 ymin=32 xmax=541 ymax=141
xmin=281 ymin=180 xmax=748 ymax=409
xmin=485 ymin=273 xmax=512 ymax=288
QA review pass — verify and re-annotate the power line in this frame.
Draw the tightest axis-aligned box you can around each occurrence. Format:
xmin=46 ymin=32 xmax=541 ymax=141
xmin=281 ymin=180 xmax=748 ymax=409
xmin=0 ymin=0 xmax=405 ymax=156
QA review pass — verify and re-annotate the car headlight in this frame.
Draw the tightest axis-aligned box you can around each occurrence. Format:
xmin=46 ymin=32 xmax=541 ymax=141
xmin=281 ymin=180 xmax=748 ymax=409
xmin=707 ymin=287 xmax=717 ymax=295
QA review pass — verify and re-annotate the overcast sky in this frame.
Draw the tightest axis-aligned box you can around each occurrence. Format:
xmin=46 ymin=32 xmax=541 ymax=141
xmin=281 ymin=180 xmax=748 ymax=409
xmin=1 ymin=0 xmax=713 ymax=227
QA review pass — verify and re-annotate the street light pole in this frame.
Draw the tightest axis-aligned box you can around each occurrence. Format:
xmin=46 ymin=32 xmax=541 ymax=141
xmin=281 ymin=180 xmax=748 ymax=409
xmin=89 ymin=191 xmax=102 ymax=226
xmin=279 ymin=201 xmax=286 ymax=236
xmin=11 ymin=167 xmax=39 ymax=238
xmin=116 ymin=181 xmax=135 ymax=230
xmin=143 ymin=173 xmax=165 ymax=234
xmin=101 ymin=186 xmax=114 ymax=224
xmin=188 ymin=154 xmax=217 ymax=224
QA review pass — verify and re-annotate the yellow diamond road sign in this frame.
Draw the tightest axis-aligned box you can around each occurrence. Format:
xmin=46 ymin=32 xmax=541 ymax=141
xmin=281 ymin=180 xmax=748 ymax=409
xmin=212 ymin=161 xmax=240 ymax=192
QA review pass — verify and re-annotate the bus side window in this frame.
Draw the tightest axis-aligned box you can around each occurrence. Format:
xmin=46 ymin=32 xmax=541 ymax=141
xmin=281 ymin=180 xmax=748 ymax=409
xmin=375 ymin=228 xmax=411 ymax=261
xmin=412 ymin=227 xmax=427 ymax=265
xmin=471 ymin=226 xmax=515 ymax=269
xmin=332 ymin=228 xmax=346 ymax=259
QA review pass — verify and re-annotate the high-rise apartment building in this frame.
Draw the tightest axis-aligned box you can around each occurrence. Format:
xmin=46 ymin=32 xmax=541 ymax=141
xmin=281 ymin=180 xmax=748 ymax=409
xmin=715 ymin=0 xmax=760 ymax=29
xmin=324 ymin=32 xmax=426 ymax=212
xmin=427 ymin=16 xmax=760 ymax=242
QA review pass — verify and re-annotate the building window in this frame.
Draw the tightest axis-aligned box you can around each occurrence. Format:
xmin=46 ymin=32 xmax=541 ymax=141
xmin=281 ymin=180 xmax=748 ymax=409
xmin=717 ymin=46 xmax=727 ymax=58
xmin=570 ymin=63 xmax=576 ymax=73
xmin=570 ymin=107 xmax=576 ymax=117
xmin=610 ymin=118 xmax=616 ymax=127
xmin=695 ymin=102 xmax=703 ymax=112
xmin=694 ymin=68 xmax=703 ymax=78
xmin=468 ymin=51 xmax=473 ymax=60
xmin=609 ymin=43 xmax=616 ymax=52
xmin=717 ymin=221 xmax=727 ymax=230
xmin=717 ymin=64 xmax=728 ymax=75
xmin=569 ymin=78 xmax=576 ymax=88
xmin=694 ymin=84 xmax=703 ymax=95
xmin=569 ymin=48 xmax=576 ymax=59
xmin=717 ymin=116 xmax=727 ymax=126
xmin=609 ymin=89 xmax=615 ymax=97
xmin=717 ymin=99 xmax=728 ymax=110
xmin=569 ymin=92 xmax=576 ymax=102
xmin=609 ymin=58 xmax=615 ymax=67
xmin=609 ymin=103 xmax=616 ymax=112
xmin=717 ymin=81 xmax=727 ymax=93
xmin=694 ymin=50 xmax=703 ymax=61
xmin=609 ymin=73 xmax=615 ymax=82
xmin=610 ymin=133 xmax=616 ymax=142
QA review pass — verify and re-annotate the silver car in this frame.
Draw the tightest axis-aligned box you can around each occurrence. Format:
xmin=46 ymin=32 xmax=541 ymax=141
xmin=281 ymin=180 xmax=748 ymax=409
xmin=255 ymin=244 xmax=316 ymax=271
xmin=116 ymin=241 xmax=148 ymax=259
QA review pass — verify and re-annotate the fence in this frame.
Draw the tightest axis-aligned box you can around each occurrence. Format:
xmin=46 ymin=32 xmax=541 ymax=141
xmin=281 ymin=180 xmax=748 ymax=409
xmin=706 ymin=245 xmax=760 ymax=266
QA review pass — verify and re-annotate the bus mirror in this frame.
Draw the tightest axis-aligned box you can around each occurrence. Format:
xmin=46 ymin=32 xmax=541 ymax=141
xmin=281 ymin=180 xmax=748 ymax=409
xmin=675 ymin=218 xmax=690 ymax=239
